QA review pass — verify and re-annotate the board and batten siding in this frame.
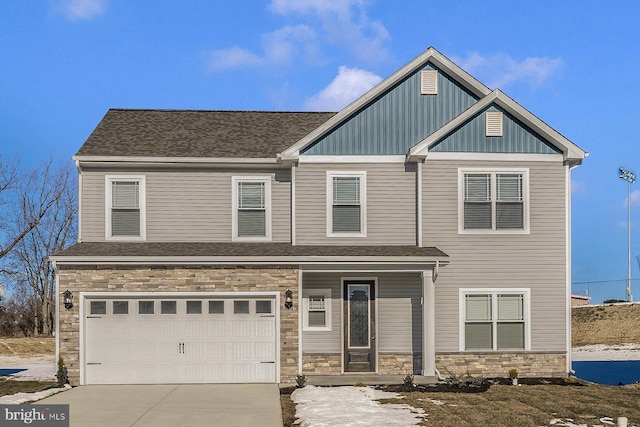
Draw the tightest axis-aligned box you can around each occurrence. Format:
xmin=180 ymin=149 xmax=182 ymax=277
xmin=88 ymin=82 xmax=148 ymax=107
xmin=80 ymin=169 xmax=291 ymax=242
xmin=295 ymin=162 xmax=416 ymax=245
xmin=422 ymin=159 xmax=567 ymax=353
xmin=302 ymin=272 xmax=423 ymax=354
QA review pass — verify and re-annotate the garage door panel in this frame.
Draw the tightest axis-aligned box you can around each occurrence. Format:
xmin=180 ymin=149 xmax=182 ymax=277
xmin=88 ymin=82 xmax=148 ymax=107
xmin=84 ymin=295 xmax=278 ymax=384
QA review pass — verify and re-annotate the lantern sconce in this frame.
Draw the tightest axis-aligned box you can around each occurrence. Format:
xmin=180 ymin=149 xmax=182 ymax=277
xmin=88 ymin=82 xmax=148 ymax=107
xmin=284 ymin=289 xmax=293 ymax=309
xmin=63 ymin=290 xmax=73 ymax=310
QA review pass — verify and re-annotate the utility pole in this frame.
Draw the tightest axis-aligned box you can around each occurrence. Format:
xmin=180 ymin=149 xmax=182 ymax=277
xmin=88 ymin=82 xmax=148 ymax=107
xmin=619 ymin=167 xmax=635 ymax=302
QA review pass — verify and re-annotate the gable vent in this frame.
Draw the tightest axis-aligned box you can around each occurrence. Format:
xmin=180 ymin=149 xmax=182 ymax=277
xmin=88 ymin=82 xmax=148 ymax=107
xmin=486 ymin=111 xmax=503 ymax=137
xmin=420 ymin=70 xmax=438 ymax=95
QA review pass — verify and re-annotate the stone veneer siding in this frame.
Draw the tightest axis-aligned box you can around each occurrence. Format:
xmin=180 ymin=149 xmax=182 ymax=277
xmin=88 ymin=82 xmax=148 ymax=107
xmin=302 ymin=353 xmax=422 ymax=375
xmin=436 ymin=352 xmax=567 ymax=378
xmin=302 ymin=353 xmax=342 ymax=375
xmin=57 ymin=265 xmax=299 ymax=385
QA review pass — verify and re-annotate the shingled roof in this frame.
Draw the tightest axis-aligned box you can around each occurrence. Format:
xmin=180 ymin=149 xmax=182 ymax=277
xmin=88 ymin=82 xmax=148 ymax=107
xmin=52 ymin=242 xmax=448 ymax=260
xmin=76 ymin=109 xmax=336 ymax=158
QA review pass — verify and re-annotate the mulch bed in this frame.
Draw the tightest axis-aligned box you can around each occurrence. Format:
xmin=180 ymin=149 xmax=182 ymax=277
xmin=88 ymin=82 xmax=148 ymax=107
xmin=377 ymin=377 xmax=585 ymax=394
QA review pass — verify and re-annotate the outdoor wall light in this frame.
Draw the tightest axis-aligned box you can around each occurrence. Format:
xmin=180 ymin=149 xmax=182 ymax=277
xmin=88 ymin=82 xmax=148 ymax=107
xmin=63 ymin=290 xmax=73 ymax=310
xmin=284 ymin=289 xmax=293 ymax=309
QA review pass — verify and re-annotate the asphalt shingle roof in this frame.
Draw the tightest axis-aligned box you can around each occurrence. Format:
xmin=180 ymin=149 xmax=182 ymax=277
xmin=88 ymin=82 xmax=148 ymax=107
xmin=53 ymin=242 xmax=448 ymax=259
xmin=76 ymin=109 xmax=336 ymax=158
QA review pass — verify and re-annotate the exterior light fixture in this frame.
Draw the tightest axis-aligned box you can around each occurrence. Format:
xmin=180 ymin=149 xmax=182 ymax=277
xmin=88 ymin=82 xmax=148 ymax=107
xmin=284 ymin=289 xmax=293 ymax=309
xmin=619 ymin=167 xmax=636 ymax=302
xmin=63 ymin=290 xmax=74 ymax=310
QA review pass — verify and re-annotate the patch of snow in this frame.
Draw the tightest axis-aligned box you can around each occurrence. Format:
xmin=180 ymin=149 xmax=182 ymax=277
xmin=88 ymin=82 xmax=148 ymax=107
xmin=572 ymin=344 xmax=640 ymax=361
xmin=0 ymin=355 xmax=56 ymax=381
xmin=292 ymin=385 xmax=426 ymax=427
xmin=0 ymin=384 xmax=70 ymax=404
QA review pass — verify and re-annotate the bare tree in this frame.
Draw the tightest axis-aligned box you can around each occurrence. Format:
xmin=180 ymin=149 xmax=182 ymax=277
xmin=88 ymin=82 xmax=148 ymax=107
xmin=1 ymin=158 xmax=77 ymax=335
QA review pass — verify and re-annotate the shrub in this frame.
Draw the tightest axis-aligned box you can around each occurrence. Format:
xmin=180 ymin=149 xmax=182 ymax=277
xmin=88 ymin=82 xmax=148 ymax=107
xmin=295 ymin=374 xmax=307 ymax=388
xmin=56 ymin=357 xmax=68 ymax=387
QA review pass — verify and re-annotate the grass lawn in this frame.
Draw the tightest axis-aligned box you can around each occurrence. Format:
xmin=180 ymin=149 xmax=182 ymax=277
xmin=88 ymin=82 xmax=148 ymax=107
xmin=0 ymin=337 xmax=55 ymax=357
xmin=282 ymin=382 xmax=640 ymax=427
xmin=0 ymin=378 xmax=58 ymax=397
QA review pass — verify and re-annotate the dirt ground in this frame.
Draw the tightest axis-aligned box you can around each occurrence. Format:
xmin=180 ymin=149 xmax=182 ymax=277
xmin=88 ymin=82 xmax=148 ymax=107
xmin=0 ymin=337 xmax=55 ymax=357
xmin=572 ymin=303 xmax=640 ymax=346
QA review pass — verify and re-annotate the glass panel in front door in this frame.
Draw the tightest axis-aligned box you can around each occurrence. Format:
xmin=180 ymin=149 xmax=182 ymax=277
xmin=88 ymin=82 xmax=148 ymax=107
xmin=348 ymin=285 xmax=370 ymax=348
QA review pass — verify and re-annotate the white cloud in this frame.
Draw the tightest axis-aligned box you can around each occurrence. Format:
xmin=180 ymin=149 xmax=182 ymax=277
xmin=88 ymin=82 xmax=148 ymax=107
xmin=58 ymin=0 xmax=106 ymax=21
xmin=304 ymin=66 xmax=382 ymax=111
xmin=206 ymin=47 xmax=263 ymax=71
xmin=628 ymin=189 xmax=640 ymax=208
xmin=454 ymin=52 xmax=563 ymax=89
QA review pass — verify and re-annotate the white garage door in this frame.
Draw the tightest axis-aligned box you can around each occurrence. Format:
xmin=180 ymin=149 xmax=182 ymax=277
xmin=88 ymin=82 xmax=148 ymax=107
xmin=83 ymin=294 xmax=278 ymax=384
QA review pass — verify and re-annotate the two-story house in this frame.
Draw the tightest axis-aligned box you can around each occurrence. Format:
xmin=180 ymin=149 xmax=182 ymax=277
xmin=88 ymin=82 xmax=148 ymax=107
xmin=51 ymin=47 xmax=586 ymax=385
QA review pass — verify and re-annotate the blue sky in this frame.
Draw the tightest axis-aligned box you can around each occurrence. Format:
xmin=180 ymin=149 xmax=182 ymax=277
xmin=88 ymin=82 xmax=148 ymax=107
xmin=1 ymin=0 xmax=639 ymax=303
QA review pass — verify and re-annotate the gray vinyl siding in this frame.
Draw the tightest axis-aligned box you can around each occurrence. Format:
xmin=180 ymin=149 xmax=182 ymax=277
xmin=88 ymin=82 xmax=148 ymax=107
xmin=302 ymin=63 xmax=479 ymax=155
xmin=79 ymin=168 xmax=291 ymax=242
xmin=302 ymin=272 xmax=423 ymax=354
xmin=430 ymin=105 xmax=562 ymax=154
xmin=423 ymin=159 xmax=567 ymax=353
xmin=295 ymin=163 xmax=416 ymax=245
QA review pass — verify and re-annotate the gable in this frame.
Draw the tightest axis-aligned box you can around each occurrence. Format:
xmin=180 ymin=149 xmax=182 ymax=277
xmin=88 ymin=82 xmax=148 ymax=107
xmin=430 ymin=105 xmax=562 ymax=154
xmin=301 ymin=63 xmax=480 ymax=156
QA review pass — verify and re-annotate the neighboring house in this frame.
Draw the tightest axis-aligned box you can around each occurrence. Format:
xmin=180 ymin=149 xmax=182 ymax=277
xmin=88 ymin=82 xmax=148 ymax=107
xmin=51 ymin=47 xmax=587 ymax=385
xmin=571 ymin=294 xmax=591 ymax=307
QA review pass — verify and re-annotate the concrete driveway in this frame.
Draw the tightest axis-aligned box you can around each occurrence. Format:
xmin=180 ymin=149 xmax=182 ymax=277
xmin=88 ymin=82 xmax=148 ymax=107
xmin=38 ymin=384 xmax=283 ymax=427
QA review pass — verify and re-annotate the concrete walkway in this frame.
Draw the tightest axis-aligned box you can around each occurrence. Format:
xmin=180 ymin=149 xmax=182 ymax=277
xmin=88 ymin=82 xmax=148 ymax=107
xmin=38 ymin=384 xmax=283 ymax=427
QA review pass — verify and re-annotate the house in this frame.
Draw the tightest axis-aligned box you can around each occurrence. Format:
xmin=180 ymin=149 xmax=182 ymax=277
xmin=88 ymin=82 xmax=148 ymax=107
xmin=51 ymin=47 xmax=587 ymax=385
xmin=571 ymin=294 xmax=591 ymax=307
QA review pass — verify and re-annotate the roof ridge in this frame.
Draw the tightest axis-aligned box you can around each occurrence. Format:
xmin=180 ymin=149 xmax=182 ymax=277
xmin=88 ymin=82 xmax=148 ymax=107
xmin=107 ymin=108 xmax=337 ymax=114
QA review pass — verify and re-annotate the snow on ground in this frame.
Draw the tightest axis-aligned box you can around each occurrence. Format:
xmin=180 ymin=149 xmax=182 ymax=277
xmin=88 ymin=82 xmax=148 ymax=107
xmin=572 ymin=344 xmax=640 ymax=361
xmin=0 ymin=384 xmax=70 ymax=404
xmin=0 ymin=355 xmax=56 ymax=381
xmin=292 ymin=385 xmax=425 ymax=427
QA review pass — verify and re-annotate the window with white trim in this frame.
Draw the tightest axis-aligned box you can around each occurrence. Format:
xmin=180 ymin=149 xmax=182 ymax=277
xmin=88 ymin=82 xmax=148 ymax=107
xmin=232 ymin=176 xmax=271 ymax=241
xmin=106 ymin=176 xmax=145 ymax=240
xmin=326 ymin=171 xmax=366 ymax=237
xmin=459 ymin=169 xmax=528 ymax=233
xmin=461 ymin=290 xmax=529 ymax=351
xmin=303 ymin=289 xmax=332 ymax=331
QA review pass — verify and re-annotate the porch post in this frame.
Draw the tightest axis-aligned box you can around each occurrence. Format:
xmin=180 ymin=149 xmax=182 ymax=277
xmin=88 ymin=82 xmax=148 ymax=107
xmin=422 ymin=270 xmax=436 ymax=376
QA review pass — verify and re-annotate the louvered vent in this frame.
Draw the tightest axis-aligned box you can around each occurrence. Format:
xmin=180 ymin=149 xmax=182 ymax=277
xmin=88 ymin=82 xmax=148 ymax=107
xmin=420 ymin=70 xmax=438 ymax=95
xmin=486 ymin=111 xmax=503 ymax=137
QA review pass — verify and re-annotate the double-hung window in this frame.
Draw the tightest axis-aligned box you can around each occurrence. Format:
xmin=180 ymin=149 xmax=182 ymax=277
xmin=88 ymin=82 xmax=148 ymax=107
xmin=327 ymin=171 xmax=366 ymax=237
xmin=459 ymin=169 xmax=528 ymax=233
xmin=106 ymin=175 xmax=145 ymax=240
xmin=461 ymin=289 xmax=529 ymax=351
xmin=232 ymin=176 xmax=271 ymax=241
xmin=302 ymin=289 xmax=331 ymax=331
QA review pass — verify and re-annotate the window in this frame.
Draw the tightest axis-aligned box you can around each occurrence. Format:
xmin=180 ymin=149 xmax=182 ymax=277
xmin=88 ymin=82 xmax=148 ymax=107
xmin=460 ymin=289 xmax=529 ymax=351
xmin=209 ymin=301 xmax=224 ymax=314
xmin=232 ymin=177 xmax=271 ymax=241
xmin=106 ymin=176 xmax=145 ymax=240
xmin=186 ymin=301 xmax=202 ymax=314
xmin=327 ymin=171 xmax=366 ymax=237
xmin=459 ymin=169 xmax=528 ymax=233
xmin=302 ymin=289 xmax=332 ymax=331
xmin=234 ymin=300 xmax=250 ymax=314
xmin=256 ymin=300 xmax=272 ymax=314
xmin=161 ymin=301 xmax=177 ymax=314
xmin=113 ymin=301 xmax=129 ymax=314
xmin=139 ymin=301 xmax=154 ymax=314
xmin=90 ymin=301 xmax=106 ymax=315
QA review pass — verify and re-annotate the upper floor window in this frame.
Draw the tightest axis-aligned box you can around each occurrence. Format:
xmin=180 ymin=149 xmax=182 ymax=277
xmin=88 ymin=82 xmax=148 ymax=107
xmin=460 ymin=289 xmax=530 ymax=351
xmin=458 ymin=169 xmax=529 ymax=234
xmin=326 ymin=171 xmax=367 ymax=237
xmin=232 ymin=176 xmax=271 ymax=241
xmin=106 ymin=175 xmax=146 ymax=240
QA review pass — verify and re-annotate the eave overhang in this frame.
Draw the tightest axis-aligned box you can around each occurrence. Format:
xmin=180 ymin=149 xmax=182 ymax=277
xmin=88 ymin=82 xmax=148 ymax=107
xmin=74 ymin=155 xmax=291 ymax=170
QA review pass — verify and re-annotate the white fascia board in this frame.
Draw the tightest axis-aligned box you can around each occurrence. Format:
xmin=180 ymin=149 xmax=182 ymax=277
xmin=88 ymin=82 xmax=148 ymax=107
xmin=408 ymin=90 xmax=587 ymax=164
xmin=299 ymin=155 xmax=406 ymax=164
xmin=74 ymin=156 xmax=283 ymax=169
xmin=425 ymin=152 xmax=564 ymax=162
xmin=50 ymin=255 xmax=449 ymax=265
xmin=279 ymin=47 xmax=491 ymax=161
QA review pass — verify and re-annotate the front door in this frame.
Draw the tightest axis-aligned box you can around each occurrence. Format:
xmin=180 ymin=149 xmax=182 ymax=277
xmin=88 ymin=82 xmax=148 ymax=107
xmin=343 ymin=280 xmax=376 ymax=372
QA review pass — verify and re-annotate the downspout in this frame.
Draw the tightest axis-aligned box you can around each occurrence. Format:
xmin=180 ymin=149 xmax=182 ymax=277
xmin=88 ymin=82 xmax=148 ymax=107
xmin=566 ymin=163 xmax=580 ymax=375
xmin=52 ymin=260 xmax=60 ymax=367
xmin=75 ymin=159 xmax=83 ymax=243
xmin=298 ymin=269 xmax=303 ymax=375
xmin=291 ymin=162 xmax=296 ymax=246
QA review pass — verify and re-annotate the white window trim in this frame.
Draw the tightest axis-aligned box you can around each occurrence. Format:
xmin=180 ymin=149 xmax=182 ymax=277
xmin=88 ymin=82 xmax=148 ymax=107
xmin=302 ymin=288 xmax=332 ymax=331
xmin=231 ymin=176 xmax=272 ymax=242
xmin=457 ymin=168 xmax=530 ymax=235
xmin=326 ymin=171 xmax=367 ymax=238
xmin=105 ymin=175 xmax=146 ymax=241
xmin=458 ymin=288 xmax=531 ymax=352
